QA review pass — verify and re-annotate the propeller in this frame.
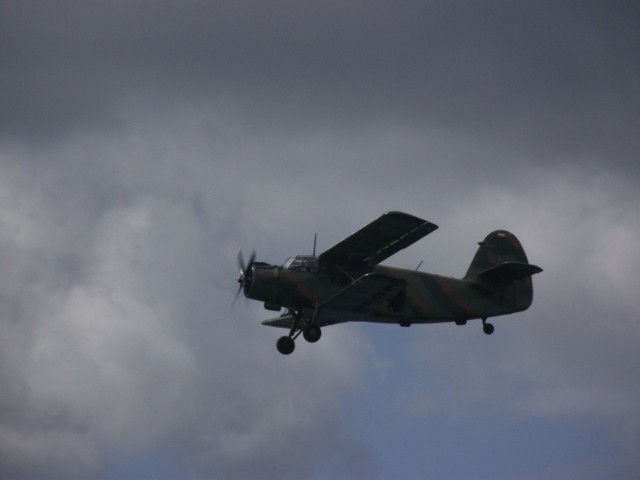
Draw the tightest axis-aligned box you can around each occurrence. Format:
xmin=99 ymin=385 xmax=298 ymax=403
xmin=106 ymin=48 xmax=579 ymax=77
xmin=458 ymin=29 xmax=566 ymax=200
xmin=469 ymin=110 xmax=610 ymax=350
xmin=234 ymin=248 xmax=256 ymax=306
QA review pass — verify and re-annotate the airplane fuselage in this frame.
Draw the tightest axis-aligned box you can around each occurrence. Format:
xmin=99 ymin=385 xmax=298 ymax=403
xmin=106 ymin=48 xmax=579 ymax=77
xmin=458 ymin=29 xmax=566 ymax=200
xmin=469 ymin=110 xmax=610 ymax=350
xmin=247 ymin=262 xmax=532 ymax=326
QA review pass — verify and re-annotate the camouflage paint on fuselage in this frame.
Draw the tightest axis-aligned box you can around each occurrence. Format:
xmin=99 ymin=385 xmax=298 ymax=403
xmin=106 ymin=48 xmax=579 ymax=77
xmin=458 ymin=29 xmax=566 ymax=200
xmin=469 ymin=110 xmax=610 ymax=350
xmin=369 ymin=265 xmax=530 ymax=324
xmin=245 ymin=230 xmax=536 ymax=327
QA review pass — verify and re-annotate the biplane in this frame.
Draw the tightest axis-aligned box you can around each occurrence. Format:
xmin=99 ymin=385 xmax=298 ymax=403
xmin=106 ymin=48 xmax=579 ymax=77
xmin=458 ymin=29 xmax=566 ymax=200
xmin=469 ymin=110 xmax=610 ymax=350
xmin=236 ymin=212 xmax=542 ymax=355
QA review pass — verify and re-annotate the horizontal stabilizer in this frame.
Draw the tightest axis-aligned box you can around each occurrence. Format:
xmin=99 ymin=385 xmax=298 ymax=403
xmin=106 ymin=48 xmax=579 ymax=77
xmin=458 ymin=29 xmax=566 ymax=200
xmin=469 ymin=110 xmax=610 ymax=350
xmin=478 ymin=261 xmax=543 ymax=284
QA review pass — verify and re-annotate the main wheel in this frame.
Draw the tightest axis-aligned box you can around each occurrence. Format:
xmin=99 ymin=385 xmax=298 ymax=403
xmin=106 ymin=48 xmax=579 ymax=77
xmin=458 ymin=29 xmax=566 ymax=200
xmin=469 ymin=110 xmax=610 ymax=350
xmin=276 ymin=336 xmax=295 ymax=355
xmin=303 ymin=326 xmax=322 ymax=343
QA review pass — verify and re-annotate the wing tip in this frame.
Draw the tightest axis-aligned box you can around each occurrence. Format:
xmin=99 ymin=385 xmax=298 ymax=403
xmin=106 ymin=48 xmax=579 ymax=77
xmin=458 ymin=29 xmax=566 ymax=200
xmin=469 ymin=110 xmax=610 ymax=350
xmin=384 ymin=211 xmax=439 ymax=230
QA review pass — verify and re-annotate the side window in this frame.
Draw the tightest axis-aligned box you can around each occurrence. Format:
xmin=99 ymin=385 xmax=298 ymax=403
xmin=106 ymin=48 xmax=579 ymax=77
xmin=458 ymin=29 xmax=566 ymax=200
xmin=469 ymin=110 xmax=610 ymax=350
xmin=301 ymin=257 xmax=318 ymax=272
xmin=284 ymin=256 xmax=321 ymax=272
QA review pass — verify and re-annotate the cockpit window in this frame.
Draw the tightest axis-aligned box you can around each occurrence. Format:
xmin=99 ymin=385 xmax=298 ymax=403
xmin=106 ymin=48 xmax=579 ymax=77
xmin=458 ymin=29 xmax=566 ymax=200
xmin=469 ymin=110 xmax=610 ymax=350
xmin=283 ymin=255 xmax=319 ymax=272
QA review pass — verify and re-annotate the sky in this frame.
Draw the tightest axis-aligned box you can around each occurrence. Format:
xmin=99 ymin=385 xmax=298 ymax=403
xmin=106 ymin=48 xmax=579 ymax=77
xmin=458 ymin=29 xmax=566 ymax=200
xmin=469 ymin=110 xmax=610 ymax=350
xmin=1 ymin=1 xmax=639 ymax=479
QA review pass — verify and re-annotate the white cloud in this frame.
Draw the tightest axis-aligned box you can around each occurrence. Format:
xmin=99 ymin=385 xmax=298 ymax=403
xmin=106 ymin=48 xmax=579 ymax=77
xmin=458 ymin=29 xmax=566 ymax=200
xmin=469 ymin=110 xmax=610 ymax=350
xmin=0 ymin=145 xmax=376 ymax=478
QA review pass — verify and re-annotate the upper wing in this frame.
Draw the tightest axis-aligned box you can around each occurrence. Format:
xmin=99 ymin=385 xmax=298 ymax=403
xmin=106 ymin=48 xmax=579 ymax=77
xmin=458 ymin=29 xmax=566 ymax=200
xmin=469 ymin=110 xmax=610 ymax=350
xmin=319 ymin=211 xmax=438 ymax=273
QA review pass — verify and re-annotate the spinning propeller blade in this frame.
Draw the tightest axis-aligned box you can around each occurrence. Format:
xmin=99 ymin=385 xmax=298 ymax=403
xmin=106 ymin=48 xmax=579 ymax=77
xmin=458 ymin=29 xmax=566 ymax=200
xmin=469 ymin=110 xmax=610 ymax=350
xmin=233 ymin=248 xmax=256 ymax=307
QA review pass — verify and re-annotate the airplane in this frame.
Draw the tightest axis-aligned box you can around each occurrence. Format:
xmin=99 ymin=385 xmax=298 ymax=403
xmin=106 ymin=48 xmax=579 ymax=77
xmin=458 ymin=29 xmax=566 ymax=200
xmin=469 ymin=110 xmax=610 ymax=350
xmin=235 ymin=211 xmax=542 ymax=355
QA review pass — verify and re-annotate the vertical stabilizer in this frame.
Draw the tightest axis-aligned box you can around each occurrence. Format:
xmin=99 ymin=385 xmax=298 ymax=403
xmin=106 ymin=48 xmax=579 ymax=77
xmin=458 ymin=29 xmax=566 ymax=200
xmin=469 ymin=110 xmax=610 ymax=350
xmin=465 ymin=230 xmax=541 ymax=312
xmin=465 ymin=231 xmax=530 ymax=277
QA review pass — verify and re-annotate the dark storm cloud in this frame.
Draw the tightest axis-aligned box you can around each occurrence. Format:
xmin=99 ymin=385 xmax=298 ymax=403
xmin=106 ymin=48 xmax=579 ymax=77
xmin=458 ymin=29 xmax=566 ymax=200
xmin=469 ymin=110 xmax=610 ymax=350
xmin=3 ymin=1 xmax=639 ymax=172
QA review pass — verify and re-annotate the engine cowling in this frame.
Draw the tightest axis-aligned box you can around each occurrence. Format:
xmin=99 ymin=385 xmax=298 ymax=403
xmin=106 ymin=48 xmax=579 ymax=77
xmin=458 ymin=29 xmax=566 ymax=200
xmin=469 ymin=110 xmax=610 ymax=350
xmin=244 ymin=263 xmax=282 ymax=305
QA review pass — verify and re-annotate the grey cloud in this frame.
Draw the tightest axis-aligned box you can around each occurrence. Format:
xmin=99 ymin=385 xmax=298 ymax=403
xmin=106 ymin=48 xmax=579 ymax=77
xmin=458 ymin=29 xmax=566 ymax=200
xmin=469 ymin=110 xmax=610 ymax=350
xmin=2 ymin=2 xmax=640 ymax=479
xmin=399 ymin=177 xmax=640 ymax=475
xmin=0 ymin=137 xmax=379 ymax=479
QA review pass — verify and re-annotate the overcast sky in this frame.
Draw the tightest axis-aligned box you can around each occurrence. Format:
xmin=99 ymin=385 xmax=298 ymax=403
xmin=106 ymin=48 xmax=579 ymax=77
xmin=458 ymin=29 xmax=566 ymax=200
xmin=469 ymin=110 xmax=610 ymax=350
xmin=1 ymin=1 xmax=639 ymax=479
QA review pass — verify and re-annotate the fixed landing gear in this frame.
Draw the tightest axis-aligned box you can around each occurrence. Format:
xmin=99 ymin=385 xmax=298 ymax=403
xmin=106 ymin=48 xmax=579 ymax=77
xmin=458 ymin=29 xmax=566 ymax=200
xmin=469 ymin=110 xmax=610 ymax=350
xmin=276 ymin=326 xmax=322 ymax=355
xmin=276 ymin=309 xmax=322 ymax=354
xmin=482 ymin=318 xmax=494 ymax=335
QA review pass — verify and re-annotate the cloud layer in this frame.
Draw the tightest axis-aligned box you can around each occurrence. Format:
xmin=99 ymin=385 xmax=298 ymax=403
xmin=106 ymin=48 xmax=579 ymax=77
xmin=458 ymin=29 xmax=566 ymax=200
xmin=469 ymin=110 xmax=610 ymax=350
xmin=2 ymin=1 xmax=639 ymax=479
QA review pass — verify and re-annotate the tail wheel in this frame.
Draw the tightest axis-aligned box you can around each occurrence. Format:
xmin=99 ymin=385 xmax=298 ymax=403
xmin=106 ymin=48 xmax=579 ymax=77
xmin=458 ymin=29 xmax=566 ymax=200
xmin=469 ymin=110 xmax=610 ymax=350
xmin=482 ymin=318 xmax=495 ymax=335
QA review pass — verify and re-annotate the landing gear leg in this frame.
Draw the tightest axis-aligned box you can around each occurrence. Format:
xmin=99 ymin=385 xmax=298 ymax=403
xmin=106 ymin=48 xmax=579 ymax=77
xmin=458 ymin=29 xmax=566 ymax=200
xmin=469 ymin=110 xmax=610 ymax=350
xmin=482 ymin=318 xmax=494 ymax=335
xmin=276 ymin=306 xmax=323 ymax=354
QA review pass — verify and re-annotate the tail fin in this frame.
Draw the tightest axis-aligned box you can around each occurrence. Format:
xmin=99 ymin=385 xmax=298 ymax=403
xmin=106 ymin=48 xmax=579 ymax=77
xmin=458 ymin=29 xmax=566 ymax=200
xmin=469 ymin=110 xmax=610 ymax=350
xmin=465 ymin=230 xmax=542 ymax=311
